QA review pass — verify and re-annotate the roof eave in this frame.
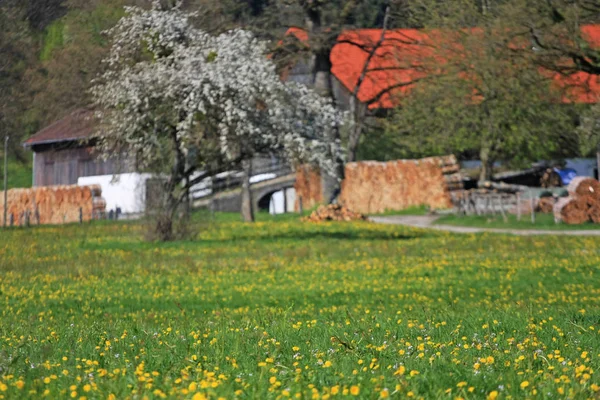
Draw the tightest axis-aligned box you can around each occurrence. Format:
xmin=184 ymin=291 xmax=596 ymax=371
xmin=23 ymin=136 xmax=93 ymax=148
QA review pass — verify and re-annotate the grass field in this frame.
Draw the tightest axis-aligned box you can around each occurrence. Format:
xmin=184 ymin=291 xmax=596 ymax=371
xmin=1 ymin=214 xmax=599 ymax=399
xmin=1 ymin=155 xmax=33 ymax=189
xmin=436 ymin=213 xmax=600 ymax=231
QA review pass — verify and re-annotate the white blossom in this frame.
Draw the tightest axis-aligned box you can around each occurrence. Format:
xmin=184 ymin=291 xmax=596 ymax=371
xmin=91 ymin=2 xmax=344 ymax=178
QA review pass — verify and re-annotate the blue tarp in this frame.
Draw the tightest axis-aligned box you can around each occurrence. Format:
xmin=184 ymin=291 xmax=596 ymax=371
xmin=554 ymin=168 xmax=577 ymax=186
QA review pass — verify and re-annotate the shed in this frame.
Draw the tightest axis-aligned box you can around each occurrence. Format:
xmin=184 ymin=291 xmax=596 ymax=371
xmin=23 ymin=109 xmax=133 ymax=186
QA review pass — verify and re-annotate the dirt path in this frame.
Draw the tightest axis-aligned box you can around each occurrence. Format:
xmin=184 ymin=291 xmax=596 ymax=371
xmin=371 ymin=215 xmax=600 ymax=236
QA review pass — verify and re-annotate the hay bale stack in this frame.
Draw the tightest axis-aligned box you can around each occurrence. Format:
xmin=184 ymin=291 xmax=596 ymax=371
xmin=303 ymin=204 xmax=367 ymax=222
xmin=567 ymin=177 xmax=600 ymax=200
xmin=536 ymin=197 xmax=556 ymax=214
xmin=553 ymin=197 xmax=590 ymax=224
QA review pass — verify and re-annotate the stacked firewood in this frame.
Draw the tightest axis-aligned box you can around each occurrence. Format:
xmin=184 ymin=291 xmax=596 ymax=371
xmin=554 ymin=177 xmax=600 ymax=224
xmin=540 ymin=168 xmax=563 ymax=188
xmin=536 ymin=197 xmax=556 ymax=214
xmin=438 ymin=155 xmax=464 ymax=193
xmin=303 ymin=204 xmax=368 ymax=222
xmin=0 ymin=184 xmax=106 ymax=226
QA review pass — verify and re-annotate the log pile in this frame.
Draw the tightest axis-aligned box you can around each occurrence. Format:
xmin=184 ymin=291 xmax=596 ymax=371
xmin=588 ymin=202 xmax=600 ymax=223
xmin=294 ymin=165 xmax=323 ymax=211
xmin=567 ymin=177 xmax=600 ymax=197
xmin=0 ymin=185 xmax=106 ymax=226
xmin=302 ymin=204 xmax=368 ymax=222
xmin=296 ymin=155 xmax=461 ymax=214
xmin=339 ymin=155 xmax=458 ymax=213
xmin=553 ymin=197 xmax=590 ymax=224
xmin=536 ymin=197 xmax=556 ymax=214
xmin=540 ymin=168 xmax=562 ymax=188
xmin=553 ymin=177 xmax=600 ymax=224
xmin=436 ymin=155 xmax=464 ymax=194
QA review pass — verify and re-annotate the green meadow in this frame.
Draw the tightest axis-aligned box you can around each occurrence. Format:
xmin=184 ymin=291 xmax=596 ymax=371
xmin=0 ymin=215 xmax=599 ymax=399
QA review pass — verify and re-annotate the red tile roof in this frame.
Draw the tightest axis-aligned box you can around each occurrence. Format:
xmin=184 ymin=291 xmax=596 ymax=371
xmin=24 ymin=108 xmax=96 ymax=146
xmin=286 ymin=25 xmax=600 ymax=108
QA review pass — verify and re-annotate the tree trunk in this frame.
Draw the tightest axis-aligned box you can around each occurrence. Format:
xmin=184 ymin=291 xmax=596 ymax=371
xmin=347 ymin=99 xmax=366 ymax=163
xmin=155 ymin=191 xmax=176 ymax=241
xmin=313 ymin=50 xmax=345 ymax=202
xmin=306 ymin=7 xmax=344 ymax=203
xmin=241 ymin=158 xmax=254 ymax=222
xmin=479 ymin=146 xmax=493 ymax=182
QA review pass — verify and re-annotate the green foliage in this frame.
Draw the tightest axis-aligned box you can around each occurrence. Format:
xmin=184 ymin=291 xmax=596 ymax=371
xmin=26 ymin=0 xmax=130 ymax=131
xmin=40 ymin=20 xmax=65 ymax=61
xmin=385 ymin=4 xmax=578 ymax=179
xmin=0 ymin=218 xmax=599 ymax=398
xmin=577 ymin=102 xmax=600 ymax=157
xmin=206 ymin=50 xmax=218 ymax=63
xmin=0 ymin=155 xmax=33 ymax=190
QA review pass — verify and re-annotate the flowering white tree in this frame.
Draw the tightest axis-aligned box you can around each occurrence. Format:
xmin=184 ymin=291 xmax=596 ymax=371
xmin=91 ymin=2 xmax=344 ymax=239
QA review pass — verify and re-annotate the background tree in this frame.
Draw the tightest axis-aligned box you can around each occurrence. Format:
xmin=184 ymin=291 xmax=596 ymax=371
xmin=0 ymin=0 xmax=143 ymax=167
xmin=0 ymin=2 xmax=38 ymax=162
xmin=263 ymin=0 xmax=416 ymax=200
xmin=91 ymin=3 xmax=343 ymax=238
xmin=385 ymin=1 xmax=577 ymax=181
xmin=511 ymin=0 xmax=600 ymax=76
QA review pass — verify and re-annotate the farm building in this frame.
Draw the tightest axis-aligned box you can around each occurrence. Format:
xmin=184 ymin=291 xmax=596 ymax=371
xmin=22 ymin=109 xmax=296 ymax=215
xmin=23 ymin=108 xmax=133 ymax=187
xmin=282 ymin=25 xmax=600 ymax=109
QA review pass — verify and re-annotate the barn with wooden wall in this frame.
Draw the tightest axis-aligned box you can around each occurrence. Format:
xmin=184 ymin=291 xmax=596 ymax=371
xmin=23 ymin=108 xmax=133 ymax=186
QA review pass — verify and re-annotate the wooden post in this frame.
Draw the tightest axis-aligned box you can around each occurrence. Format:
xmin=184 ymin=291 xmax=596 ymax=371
xmin=466 ymin=192 xmax=472 ymax=215
xmin=9 ymin=213 xmax=13 ymax=227
xmin=500 ymin=195 xmax=507 ymax=222
xmin=79 ymin=207 xmax=83 ymax=224
xmin=530 ymin=192 xmax=535 ymax=224
xmin=3 ymin=135 xmax=8 ymax=228
xmin=35 ymin=208 xmax=40 ymax=225
xmin=25 ymin=210 xmax=30 ymax=227
xmin=516 ymin=192 xmax=521 ymax=221
xmin=298 ymin=196 xmax=303 ymax=215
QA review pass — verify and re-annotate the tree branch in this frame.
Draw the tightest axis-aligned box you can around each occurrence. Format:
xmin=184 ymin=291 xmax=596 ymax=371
xmin=365 ymin=77 xmax=429 ymax=106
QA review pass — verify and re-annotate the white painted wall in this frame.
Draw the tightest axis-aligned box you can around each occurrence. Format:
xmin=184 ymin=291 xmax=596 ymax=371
xmin=269 ymin=188 xmax=296 ymax=215
xmin=79 ymin=171 xmax=291 ymax=214
xmin=78 ymin=173 xmax=153 ymax=214
xmin=250 ymin=173 xmax=277 ymax=184
xmin=285 ymin=187 xmax=296 ymax=212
